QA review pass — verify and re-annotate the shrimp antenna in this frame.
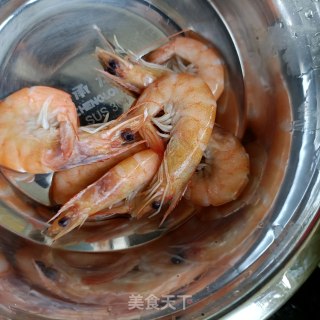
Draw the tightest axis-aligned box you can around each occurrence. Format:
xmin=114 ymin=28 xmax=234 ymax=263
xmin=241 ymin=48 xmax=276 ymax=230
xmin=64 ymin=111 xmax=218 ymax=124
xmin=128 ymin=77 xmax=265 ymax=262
xmin=148 ymin=158 xmax=170 ymax=218
xmin=159 ymin=185 xmax=187 ymax=226
xmin=135 ymin=28 xmax=191 ymax=57
xmin=92 ymin=24 xmax=116 ymax=53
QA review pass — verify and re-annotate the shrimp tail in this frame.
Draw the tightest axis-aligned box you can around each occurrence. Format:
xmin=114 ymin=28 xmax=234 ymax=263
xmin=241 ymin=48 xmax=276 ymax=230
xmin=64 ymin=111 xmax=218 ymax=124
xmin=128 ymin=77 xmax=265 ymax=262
xmin=159 ymin=184 xmax=188 ymax=226
xmin=133 ymin=156 xmax=185 ymax=224
xmin=131 ymin=156 xmax=167 ymax=220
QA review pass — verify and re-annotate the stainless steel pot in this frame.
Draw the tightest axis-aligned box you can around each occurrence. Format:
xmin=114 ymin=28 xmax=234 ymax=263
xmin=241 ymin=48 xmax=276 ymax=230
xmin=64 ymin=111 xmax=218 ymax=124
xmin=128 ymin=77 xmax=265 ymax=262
xmin=0 ymin=0 xmax=319 ymax=319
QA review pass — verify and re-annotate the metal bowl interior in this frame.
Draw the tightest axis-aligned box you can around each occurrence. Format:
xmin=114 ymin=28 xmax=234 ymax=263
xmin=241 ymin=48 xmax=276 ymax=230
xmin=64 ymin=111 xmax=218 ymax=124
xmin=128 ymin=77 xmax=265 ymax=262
xmin=0 ymin=0 xmax=319 ymax=319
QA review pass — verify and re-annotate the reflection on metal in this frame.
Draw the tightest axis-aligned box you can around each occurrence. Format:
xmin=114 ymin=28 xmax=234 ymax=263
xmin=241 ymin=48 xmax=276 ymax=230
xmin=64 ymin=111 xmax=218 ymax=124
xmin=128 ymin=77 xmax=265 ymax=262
xmin=1 ymin=169 xmax=53 ymax=207
xmin=221 ymin=220 xmax=320 ymax=320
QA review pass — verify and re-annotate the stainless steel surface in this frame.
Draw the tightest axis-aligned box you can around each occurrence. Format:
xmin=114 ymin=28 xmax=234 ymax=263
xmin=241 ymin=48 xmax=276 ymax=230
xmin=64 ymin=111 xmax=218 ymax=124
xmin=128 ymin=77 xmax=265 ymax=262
xmin=0 ymin=0 xmax=319 ymax=319
xmin=1 ymin=169 xmax=53 ymax=207
xmin=221 ymin=217 xmax=320 ymax=320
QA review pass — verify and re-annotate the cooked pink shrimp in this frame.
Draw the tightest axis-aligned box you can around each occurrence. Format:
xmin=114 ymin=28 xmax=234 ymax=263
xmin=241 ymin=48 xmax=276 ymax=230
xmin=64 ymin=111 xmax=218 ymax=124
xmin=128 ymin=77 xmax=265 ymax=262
xmin=96 ymin=35 xmax=224 ymax=100
xmin=0 ymin=86 xmax=145 ymax=174
xmin=51 ymin=143 xmax=145 ymax=205
xmin=0 ymin=86 xmax=78 ymax=173
xmin=128 ymin=73 xmax=216 ymax=222
xmin=146 ymin=36 xmax=225 ymax=100
xmin=96 ymin=36 xmax=224 ymax=155
xmin=44 ymin=149 xmax=161 ymax=240
xmin=184 ymin=127 xmax=250 ymax=206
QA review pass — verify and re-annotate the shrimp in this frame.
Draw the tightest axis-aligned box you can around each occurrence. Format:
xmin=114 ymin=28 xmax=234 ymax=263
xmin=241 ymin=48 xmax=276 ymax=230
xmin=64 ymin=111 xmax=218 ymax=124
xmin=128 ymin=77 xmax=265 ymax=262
xmin=146 ymin=36 xmax=225 ymax=100
xmin=0 ymin=86 xmax=145 ymax=174
xmin=96 ymin=36 xmax=224 ymax=100
xmin=0 ymin=86 xmax=78 ymax=173
xmin=44 ymin=149 xmax=161 ymax=240
xmin=184 ymin=126 xmax=250 ymax=206
xmin=51 ymin=143 xmax=145 ymax=205
xmin=128 ymin=73 xmax=216 ymax=222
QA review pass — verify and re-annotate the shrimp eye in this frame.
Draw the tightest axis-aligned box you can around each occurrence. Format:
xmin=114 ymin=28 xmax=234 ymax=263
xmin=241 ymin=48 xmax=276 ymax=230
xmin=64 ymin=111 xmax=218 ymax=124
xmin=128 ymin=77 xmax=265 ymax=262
xmin=171 ymin=256 xmax=184 ymax=265
xmin=58 ymin=217 xmax=69 ymax=227
xmin=106 ymin=59 xmax=119 ymax=76
xmin=170 ymin=250 xmax=186 ymax=265
xmin=121 ymin=129 xmax=135 ymax=143
xmin=151 ymin=201 xmax=161 ymax=210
